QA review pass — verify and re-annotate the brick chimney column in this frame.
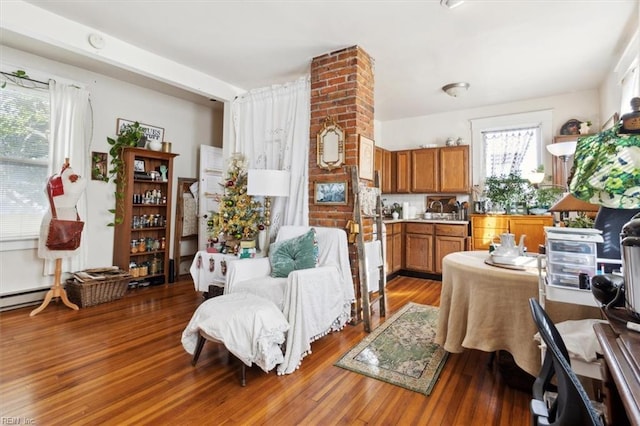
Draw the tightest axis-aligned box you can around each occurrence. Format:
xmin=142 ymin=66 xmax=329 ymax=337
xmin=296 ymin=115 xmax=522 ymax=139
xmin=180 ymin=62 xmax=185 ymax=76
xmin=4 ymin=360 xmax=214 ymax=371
xmin=309 ymin=46 xmax=375 ymax=320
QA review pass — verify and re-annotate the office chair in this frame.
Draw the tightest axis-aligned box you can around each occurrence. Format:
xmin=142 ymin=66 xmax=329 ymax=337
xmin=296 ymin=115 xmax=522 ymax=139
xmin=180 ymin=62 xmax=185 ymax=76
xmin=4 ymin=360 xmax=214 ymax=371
xmin=528 ymin=298 xmax=604 ymax=426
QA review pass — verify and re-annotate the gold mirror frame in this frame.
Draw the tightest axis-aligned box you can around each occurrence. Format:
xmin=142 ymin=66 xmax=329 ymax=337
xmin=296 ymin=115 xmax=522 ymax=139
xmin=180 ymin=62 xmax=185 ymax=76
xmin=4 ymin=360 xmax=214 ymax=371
xmin=317 ymin=117 xmax=345 ymax=170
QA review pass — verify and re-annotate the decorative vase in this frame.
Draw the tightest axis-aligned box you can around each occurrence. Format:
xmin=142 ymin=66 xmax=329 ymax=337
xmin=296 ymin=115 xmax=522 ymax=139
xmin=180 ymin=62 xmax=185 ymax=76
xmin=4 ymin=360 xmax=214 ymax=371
xmin=392 ymin=211 xmax=399 ymax=220
xmin=579 ymin=123 xmax=590 ymax=135
xmin=148 ymin=140 xmax=162 ymax=151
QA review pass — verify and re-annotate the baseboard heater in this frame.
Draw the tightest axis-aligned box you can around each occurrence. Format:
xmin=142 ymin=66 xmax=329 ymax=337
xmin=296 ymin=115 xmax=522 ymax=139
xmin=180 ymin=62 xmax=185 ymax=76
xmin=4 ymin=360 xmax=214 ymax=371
xmin=0 ymin=288 xmax=48 ymax=312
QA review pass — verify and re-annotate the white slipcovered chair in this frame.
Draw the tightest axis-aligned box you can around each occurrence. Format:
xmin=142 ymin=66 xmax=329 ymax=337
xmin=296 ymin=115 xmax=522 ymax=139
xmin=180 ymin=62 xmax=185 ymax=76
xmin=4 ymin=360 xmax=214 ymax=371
xmin=226 ymin=226 xmax=355 ymax=375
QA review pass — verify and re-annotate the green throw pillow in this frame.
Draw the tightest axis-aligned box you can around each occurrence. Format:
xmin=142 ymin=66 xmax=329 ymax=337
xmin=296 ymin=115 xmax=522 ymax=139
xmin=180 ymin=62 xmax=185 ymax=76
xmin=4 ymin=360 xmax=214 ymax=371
xmin=269 ymin=229 xmax=318 ymax=278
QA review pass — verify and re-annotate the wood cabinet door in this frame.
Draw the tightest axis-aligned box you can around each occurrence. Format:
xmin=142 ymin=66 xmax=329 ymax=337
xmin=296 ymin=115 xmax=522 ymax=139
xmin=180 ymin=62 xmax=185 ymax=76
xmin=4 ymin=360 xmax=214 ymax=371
xmin=395 ymin=150 xmax=411 ymax=193
xmin=411 ymin=149 xmax=438 ymax=192
xmin=374 ymin=147 xmax=384 ymax=188
xmin=434 ymin=236 xmax=466 ymax=273
xmin=440 ymin=146 xmax=470 ymax=193
xmin=392 ymin=232 xmax=403 ymax=272
xmin=385 ymin=233 xmax=393 ymax=274
xmin=383 ymin=149 xmax=393 ymax=193
xmin=471 ymin=215 xmax=509 ymax=250
xmin=508 ymin=216 xmax=554 ymax=254
xmin=405 ymin=233 xmax=433 ymax=272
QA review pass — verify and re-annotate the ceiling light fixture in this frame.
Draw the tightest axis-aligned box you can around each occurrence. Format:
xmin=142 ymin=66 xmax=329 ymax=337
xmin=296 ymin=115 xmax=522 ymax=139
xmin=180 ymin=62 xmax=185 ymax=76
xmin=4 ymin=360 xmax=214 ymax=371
xmin=440 ymin=0 xmax=465 ymax=9
xmin=442 ymin=82 xmax=470 ymax=97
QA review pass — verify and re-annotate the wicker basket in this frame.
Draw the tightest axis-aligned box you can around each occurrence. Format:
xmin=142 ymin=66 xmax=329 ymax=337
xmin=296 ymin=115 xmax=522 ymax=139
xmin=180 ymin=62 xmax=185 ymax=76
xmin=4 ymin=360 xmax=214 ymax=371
xmin=66 ymin=269 xmax=131 ymax=308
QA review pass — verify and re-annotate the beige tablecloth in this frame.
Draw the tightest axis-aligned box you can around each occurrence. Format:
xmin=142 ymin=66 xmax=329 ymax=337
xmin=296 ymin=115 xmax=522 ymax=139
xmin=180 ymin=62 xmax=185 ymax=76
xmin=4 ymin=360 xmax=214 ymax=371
xmin=435 ymin=250 xmax=600 ymax=377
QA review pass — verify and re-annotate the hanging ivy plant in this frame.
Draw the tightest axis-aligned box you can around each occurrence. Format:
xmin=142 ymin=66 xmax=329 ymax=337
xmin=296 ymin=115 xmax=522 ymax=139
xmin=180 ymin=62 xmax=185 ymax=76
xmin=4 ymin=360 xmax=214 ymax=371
xmin=106 ymin=122 xmax=144 ymax=225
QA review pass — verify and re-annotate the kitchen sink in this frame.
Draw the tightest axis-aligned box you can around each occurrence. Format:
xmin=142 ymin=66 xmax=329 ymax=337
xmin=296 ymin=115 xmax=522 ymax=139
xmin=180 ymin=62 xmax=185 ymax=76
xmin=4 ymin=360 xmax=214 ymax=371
xmin=422 ymin=212 xmax=458 ymax=221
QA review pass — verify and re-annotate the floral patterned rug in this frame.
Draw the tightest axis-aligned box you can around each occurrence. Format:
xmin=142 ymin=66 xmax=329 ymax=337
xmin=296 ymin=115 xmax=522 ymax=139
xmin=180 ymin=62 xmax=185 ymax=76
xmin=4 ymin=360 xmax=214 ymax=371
xmin=334 ymin=302 xmax=447 ymax=395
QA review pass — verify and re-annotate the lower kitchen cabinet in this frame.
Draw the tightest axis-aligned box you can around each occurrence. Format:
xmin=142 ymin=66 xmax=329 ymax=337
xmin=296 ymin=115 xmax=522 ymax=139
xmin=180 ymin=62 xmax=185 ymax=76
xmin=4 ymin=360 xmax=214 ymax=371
xmin=471 ymin=214 xmax=553 ymax=254
xmin=385 ymin=222 xmax=403 ymax=275
xmin=434 ymin=223 xmax=468 ymax=273
xmin=404 ymin=223 xmax=434 ymax=272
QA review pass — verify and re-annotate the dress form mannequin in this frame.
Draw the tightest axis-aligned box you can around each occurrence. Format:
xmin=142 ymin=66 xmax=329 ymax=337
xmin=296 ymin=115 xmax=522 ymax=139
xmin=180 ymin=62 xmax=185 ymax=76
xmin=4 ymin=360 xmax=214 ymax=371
xmin=31 ymin=161 xmax=87 ymax=316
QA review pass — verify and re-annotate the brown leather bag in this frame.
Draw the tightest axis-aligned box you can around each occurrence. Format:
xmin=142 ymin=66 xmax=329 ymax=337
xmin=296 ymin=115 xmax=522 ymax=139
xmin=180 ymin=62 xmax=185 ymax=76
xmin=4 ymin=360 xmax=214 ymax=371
xmin=44 ymin=175 xmax=84 ymax=251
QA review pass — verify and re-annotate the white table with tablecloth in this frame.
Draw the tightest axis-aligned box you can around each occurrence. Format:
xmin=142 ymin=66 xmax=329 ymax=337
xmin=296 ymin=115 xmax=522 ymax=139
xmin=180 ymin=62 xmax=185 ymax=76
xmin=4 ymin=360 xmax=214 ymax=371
xmin=435 ymin=250 xmax=600 ymax=377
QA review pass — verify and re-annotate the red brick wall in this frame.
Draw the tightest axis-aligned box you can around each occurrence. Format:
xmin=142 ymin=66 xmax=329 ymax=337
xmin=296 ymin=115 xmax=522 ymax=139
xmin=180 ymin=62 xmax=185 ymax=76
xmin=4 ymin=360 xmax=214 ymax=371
xmin=309 ymin=46 xmax=375 ymax=316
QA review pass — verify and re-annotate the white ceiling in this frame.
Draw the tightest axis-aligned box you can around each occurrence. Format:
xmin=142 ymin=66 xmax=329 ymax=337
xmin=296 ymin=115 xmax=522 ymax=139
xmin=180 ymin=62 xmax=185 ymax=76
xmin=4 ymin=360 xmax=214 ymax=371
xmin=14 ymin=0 xmax=640 ymax=121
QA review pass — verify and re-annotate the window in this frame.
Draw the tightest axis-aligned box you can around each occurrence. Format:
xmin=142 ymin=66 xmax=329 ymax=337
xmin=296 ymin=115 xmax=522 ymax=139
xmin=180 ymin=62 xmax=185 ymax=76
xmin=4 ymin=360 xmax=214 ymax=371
xmin=470 ymin=109 xmax=553 ymax=187
xmin=0 ymin=80 xmax=50 ymax=240
xmin=483 ymin=126 xmax=540 ymax=178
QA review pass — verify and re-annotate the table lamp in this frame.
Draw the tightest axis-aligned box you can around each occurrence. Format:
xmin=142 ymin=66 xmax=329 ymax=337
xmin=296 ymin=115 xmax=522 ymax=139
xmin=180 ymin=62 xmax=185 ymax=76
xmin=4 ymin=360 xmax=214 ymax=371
xmin=247 ymin=169 xmax=291 ymax=255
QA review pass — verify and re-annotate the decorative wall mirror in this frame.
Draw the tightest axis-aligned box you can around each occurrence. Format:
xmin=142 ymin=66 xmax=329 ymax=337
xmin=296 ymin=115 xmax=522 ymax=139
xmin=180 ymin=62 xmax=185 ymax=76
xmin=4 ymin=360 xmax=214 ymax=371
xmin=317 ymin=117 xmax=345 ymax=170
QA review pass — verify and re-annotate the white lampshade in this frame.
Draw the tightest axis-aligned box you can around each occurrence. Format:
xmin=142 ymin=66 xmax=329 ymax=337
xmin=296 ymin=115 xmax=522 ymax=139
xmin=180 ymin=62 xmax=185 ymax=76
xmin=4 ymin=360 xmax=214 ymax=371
xmin=247 ymin=169 xmax=290 ymax=197
xmin=546 ymin=141 xmax=577 ymax=157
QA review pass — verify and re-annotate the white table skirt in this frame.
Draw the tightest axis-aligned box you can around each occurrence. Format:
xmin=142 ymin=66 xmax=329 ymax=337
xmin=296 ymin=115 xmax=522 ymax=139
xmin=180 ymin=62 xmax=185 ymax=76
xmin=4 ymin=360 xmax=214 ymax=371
xmin=190 ymin=251 xmax=238 ymax=292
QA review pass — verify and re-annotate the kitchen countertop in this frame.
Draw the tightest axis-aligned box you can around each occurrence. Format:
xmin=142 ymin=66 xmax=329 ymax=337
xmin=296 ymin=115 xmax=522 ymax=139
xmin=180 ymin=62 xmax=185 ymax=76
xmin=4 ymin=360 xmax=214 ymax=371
xmin=383 ymin=218 xmax=469 ymax=225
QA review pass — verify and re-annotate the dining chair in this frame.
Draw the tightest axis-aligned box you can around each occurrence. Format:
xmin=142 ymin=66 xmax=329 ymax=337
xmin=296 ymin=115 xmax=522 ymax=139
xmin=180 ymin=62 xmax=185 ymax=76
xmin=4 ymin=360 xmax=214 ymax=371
xmin=528 ymin=298 xmax=604 ymax=426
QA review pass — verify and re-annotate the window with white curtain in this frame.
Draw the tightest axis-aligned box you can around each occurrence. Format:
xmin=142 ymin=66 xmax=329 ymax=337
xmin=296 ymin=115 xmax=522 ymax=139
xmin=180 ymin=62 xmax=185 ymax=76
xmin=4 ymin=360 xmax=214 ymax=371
xmin=0 ymin=79 xmax=50 ymax=240
xmin=483 ymin=126 xmax=540 ymax=178
xmin=470 ymin=110 xmax=552 ymax=187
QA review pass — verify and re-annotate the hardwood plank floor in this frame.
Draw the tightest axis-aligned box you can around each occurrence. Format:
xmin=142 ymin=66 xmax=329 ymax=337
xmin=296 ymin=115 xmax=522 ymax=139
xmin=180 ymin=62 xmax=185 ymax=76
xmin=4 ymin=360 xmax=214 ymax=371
xmin=0 ymin=276 xmax=530 ymax=425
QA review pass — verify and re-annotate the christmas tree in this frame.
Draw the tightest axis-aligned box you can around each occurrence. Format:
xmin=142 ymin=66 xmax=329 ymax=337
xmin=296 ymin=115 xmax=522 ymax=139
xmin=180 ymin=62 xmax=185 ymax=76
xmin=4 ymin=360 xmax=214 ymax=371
xmin=208 ymin=154 xmax=263 ymax=252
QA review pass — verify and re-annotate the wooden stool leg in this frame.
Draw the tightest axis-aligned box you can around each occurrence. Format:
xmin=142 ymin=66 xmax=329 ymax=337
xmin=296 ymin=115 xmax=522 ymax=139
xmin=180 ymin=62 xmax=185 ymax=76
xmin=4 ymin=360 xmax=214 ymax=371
xmin=192 ymin=334 xmax=206 ymax=366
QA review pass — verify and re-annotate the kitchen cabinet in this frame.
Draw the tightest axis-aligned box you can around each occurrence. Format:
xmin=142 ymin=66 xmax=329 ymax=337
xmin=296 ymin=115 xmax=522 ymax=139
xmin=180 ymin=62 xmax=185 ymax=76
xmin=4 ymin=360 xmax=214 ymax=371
xmin=440 ymin=146 xmax=470 ymax=193
xmin=395 ymin=150 xmax=411 ymax=193
xmin=384 ymin=149 xmax=394 ymax=193
xmin=411 ymin=149 xmax=438 ymax=192
xmin=395 ymin=146 xmax=470 ymax=194
xmin=405 ymin=223 xmax=434 ymax=272
xmin=434 ymin=223 xmax=468 ymax=273
xmin=385 ymin=222 xmax=403 ymax=276
xmin=471 ymin=214 xmax=553 ymax=253
xmin=374 ymin=147 xmax=395 ymax=193
xmin=113 ymin=148 xmax=178 ymax=285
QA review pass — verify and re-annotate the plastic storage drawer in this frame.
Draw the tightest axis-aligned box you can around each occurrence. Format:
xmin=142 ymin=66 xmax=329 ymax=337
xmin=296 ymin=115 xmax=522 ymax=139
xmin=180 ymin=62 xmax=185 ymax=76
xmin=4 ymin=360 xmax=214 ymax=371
xmin=547 ymin=261 xmax=596 ymax=277
xmin=548 ymin=240 xmax=596 ymax=255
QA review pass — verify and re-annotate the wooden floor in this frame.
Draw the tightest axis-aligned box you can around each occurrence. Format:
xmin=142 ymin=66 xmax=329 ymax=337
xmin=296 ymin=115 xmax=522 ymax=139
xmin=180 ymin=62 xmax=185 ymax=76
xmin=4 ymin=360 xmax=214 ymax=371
xmin=0 ymin=276 xmax=530 ymax=425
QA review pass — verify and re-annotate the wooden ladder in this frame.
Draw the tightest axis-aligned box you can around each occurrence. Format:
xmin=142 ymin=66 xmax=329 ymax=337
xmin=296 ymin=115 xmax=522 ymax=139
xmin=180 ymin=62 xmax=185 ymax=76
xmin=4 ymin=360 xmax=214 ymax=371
xmin=350 ymin=166 xmax=386 ymax=332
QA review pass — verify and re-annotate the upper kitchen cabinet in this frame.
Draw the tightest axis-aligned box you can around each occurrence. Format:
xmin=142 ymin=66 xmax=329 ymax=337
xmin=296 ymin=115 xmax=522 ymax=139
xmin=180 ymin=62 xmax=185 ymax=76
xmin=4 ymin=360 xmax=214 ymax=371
xmin=395 ymin=150 xmax=412 ymax=193
xmin=395 ymin=145 xmax=470 ymax=194
xmin=411 ymin=149 xmax=438 ymax=192
xmin=374 ymin=146 xmax=395 ymax=193
xmin=439 ymin=146 xmax=470 ymax=193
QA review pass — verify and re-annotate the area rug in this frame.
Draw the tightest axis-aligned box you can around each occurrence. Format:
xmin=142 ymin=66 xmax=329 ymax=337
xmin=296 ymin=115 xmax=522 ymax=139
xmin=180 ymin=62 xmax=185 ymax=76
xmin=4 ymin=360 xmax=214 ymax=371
xmin=334 ymin=302 xmax=447 ymax=395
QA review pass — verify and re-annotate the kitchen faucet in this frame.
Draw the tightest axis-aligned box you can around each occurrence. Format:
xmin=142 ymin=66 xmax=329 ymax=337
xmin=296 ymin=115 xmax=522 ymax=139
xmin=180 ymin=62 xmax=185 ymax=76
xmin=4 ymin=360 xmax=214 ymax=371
xmin=429 ymin=200 xmax=443 ymax=213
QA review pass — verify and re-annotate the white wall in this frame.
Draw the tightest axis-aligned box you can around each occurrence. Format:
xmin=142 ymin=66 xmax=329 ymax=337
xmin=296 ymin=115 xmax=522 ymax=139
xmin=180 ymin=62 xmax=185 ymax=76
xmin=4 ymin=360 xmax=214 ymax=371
xmin=0 ymin=45 xmax=222 ymax=297
xmin=377 ymin=89 xmax=600 ymax=212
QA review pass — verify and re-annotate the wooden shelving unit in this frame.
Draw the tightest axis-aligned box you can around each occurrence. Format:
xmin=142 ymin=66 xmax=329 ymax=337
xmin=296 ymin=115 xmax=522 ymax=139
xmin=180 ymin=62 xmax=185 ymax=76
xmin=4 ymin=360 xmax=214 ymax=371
xmin=113 ymin=148 xmax=178 ymax=285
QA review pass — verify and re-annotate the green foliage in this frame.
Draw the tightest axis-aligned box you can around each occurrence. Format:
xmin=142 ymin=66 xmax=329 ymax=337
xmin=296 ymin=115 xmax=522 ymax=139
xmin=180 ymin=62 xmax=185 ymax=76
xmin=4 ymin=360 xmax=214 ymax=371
xmin=106 ymin=122 xmax=144 ymax=226
xmin=563 ymin=213 xmax=595 ymax=228
xmin=533 ymin=186 xmax=564 ymax=208
xmin=484 ymin=172 xmax=532 ymax=208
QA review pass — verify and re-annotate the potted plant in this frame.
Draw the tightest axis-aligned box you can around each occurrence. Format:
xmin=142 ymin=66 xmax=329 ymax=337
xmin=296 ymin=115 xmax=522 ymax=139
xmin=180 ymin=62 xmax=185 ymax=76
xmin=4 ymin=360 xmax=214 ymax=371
xmin=483 ymin=172 xmax=530 ymax=213
xmin=532 ymin=186 xmax=564 ymax=210
xmin=106 ymin=121 xmax=145 ymax=225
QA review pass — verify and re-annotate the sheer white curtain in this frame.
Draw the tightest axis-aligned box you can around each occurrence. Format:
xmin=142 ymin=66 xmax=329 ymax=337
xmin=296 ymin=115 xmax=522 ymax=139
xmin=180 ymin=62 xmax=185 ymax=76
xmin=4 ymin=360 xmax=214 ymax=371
xmin=483 ymin=127 xmax=537 ymax=177
xmin=44 ymin=80 xmax=91 ymax=274
xmin=231 ymin=76 xmax=310 ymax=239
